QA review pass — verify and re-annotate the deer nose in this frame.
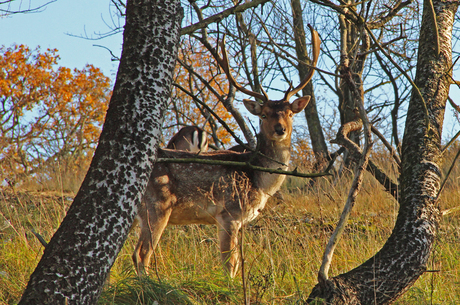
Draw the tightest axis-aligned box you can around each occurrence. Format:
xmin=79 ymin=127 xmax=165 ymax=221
xmin=274 ymin=124 xmax=286 ymax=135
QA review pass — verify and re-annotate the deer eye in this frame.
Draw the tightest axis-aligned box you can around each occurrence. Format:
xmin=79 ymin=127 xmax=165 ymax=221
xmin=289 ymin=112 xmax=294 ymax=118
xmin=261 ymin=114 xmax=267 ymax=119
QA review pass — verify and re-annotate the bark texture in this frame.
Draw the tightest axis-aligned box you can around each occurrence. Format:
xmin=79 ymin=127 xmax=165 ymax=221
xmin=307 ymin=0 xmax=458 ymax=303
xmin=18 ymin=1 xmax=183 ymax=304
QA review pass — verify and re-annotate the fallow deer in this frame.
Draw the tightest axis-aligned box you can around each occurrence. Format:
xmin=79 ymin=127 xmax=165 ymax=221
xmin=166 ymin=126 xmax=209 ymax=153
xmin=132 ymin=26 xmax=320 ymax=277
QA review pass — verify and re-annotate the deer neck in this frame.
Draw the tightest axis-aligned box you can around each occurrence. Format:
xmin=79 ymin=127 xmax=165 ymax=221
xmin=252 ymin=133 xmax=291 ymax=195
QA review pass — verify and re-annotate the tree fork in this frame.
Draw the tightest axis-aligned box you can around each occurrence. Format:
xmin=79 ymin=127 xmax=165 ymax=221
xmin=307 ymin=0 xmax=458 ymax=303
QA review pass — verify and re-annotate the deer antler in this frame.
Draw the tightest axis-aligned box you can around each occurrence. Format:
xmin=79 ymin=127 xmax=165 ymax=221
xmin=217 ymin=35 xmax=269 ymax=102
xmin=283 ymin=24 xmax=321 ymax=101
xmin=217 ymin=24 xmax=320 ymax=103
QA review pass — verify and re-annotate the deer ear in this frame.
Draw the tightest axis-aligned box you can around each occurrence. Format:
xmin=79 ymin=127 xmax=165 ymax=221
xmin=291 ymin=96 xmax=311 ymax=113
xmin=243 ymin=99 xmax=263 ymax=116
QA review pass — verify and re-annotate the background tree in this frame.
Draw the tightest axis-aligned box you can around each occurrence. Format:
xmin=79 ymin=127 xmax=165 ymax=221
xmin=308 ymin=0 xmax=459 ymax=302
xmin=0 ymin=44 xmax=111 ymax=190
xmin=18 ymin=0 xmax=182 ymax=303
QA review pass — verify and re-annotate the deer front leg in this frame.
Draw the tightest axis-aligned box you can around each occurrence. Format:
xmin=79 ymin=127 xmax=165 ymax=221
xmin=132 ymin=182 xmax=173 ymax=275
xmin=217 ymin=213 xmax=242 ymax=278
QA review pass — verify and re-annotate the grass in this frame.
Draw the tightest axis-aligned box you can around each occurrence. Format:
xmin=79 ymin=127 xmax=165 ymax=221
xmin=1 ymin=159 xmax=459 ymax=304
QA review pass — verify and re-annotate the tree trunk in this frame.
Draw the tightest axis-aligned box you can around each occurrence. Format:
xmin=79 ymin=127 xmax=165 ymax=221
xmin=337 ymin=1 xmax=369 ymax=165
xmin=291 ymin=0 xmax=329 ymax=169
xmin=307 ymin=0 xmax=458 ymax=303
xmin=18 ymin=1 xmax=183 ymax=304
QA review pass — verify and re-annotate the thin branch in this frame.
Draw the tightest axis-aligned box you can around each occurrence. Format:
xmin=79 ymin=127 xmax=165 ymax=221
xmin=93 ymin=44 xmax=120 ymax=61
xmin=181 ymin=0 xmax=271 ymax=36
xmin=367 ymin=0 xmax=414 ymax=29
xmin=0 ymin=0 xmax=56 ymax=15
xmin=156 ymin=157 xmax=330 ymax=178
xmin=448 ymin=96 xmax=460 ymax=113
xmin=363 ymin=23 xmax=431 ymax=133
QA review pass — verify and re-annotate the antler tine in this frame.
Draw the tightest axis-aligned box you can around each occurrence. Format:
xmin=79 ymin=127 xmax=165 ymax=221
xmin=218 ymin=35 xmax=267 ymax=102
xmin=284 ymin=24 xmax=321 ymax=101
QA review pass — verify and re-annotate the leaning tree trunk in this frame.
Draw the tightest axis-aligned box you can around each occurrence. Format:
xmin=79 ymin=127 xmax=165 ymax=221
xmin=307 ymin=0 xmax=458 ymax=303
xmin=19 ymin=0 xmax=182 ymax=304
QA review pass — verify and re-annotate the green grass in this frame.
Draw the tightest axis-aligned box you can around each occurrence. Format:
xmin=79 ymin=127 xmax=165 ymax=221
xmin=1 ymin=167 xmax=459 ymax=304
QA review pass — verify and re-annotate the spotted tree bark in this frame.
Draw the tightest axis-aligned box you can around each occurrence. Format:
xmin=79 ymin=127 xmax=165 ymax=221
xmin=19 ymin=1 xmax=182 ymax=304
xmin=307 ymin=0 xmax=459 ymax=304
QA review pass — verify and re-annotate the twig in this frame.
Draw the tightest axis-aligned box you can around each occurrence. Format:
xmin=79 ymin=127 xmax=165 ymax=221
xmin=93 ymin=44 xmax=120 ymax=61
xmin=442 ymin=205 xmax=460 ymax=216
xmin=331 ymin=115 xmax=399 ymax=199
xmin=448 ymin=96 xmax=460 ymax=113
xmin=173 ymin=82 xmax=249 ymax=149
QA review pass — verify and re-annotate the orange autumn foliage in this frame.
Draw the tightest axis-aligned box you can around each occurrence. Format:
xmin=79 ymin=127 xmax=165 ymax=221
xmin=0 ymin=45 xmax=111 ymax=188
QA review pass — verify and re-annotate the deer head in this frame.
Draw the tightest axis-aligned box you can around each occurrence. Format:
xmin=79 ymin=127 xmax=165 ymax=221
xmin=216 ymin=24 xmax=320 ymax=144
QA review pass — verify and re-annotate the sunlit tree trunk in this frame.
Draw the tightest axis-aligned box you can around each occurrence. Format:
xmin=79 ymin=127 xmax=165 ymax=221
xmin=18 ymin=0 xmax=183 ymax=304
xmin=307 ymin=0 xmax=459 ymax=303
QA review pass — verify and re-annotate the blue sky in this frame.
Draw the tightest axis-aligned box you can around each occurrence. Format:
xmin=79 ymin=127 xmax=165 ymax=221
xmin=1 ymin=1 xmax=459 ymax=141
xmin=1 ymin=0 xmax=123 ymax=79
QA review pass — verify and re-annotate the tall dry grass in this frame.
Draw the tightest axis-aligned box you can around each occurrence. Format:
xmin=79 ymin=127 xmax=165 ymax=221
xmin=0 ymin=147 xmax=459 ymax=304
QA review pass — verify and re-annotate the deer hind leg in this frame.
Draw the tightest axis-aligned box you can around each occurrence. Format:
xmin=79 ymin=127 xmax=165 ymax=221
xmin=217 ymin=213 xmax=242 ymax=278
xmin=132 ymin=179 xmax=173 ymax=275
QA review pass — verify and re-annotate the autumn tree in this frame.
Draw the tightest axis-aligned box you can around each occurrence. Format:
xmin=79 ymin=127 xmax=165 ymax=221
xmin=0 ymin=44 xmax=111 ymax=189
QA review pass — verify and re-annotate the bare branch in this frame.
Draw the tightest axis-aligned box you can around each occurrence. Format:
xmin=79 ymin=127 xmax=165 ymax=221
xmin=0 ymin=0 xmax=56 ymax=16
xmin=181 ymin=0 xmax=271 ymax=36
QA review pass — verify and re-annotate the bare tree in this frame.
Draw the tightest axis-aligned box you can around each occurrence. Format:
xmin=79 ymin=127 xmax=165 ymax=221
xmin=307 ymin=0 xmax=459 ymax=302
xmin=18 ymin=0 xmax=182 ymax=303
